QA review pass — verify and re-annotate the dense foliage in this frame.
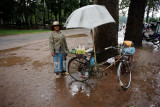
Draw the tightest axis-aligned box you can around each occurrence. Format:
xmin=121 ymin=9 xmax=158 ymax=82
xmin=119 ymin=0 xmax=160 ymax=22
xmin=0 ymin=0 xmax=93 ymax=29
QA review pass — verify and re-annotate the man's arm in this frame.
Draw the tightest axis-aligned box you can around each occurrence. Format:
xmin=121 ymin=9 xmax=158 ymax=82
xmin=64 ymin=37 xmax=68 ymax=51
xmin=49 ymin=34 xmax=55 ymax=56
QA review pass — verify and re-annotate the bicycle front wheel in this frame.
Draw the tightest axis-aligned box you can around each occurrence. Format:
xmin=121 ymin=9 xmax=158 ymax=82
xmin=68 ymin=57 xmax=90 ymax=82
xmin=117 ymin=62 xmax=131 ymax=90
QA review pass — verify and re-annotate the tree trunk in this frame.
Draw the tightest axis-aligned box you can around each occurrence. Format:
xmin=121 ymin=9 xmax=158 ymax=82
xmin=146 ymin=0 xmax=151 ymax=23
xmin=47 ymin=8 xmax=50 ymax=23
xmin=80 ymin=0 xmax=83 ymax=7
xmin=30 ymin=16 xmax=33 ymax=28
xmin=152 ymin=5 xmax=154 ymax=21
xmin=55 ymin=14 xmax=57 ymax=21
xmin=25 ymin=15 xmax=29 ymax=29
xmin=94 ymin=0 xmax=119 ymax=63
xmin=125 ymin=0 xmax=147 ymax=47
xmin=11 ymin=19 xmax=14 ymax=29
xmin=22 ymin=15 xmax=25 ymax=29
xmin=146 ymin=7 xmax=150 ymax=23
xmin=34 ymin=11 xmax=38 ymax=29
xmin=2 ymin=19 xmax=5 ymax=25
xmin=51 ymin=12 xmax=54 ymax=22
xmin=58 ymin=0 xmax=62 ymax=23
xmin=43 ymin=0 xmax=46 ymax=28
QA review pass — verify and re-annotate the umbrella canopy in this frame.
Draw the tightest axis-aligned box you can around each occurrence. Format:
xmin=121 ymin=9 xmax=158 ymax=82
xmin=64 ymin=5 xmax=115 ymax=29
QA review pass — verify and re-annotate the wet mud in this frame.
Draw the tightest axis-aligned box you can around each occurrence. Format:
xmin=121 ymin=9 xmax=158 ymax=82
xmin=0 ymin=36 xmax=160 ymax=107
xmin=0 ymin=56 xmax=30 ymax=67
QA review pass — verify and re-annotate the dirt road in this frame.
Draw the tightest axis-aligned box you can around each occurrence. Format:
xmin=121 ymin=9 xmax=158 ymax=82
xmin=0 ymin=29 xmax=90 ymax=50
xmin=0 ymin=31 xmax=160 ymax=107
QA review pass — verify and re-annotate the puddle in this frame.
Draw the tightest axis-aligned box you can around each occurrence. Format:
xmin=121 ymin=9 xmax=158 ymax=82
xmin=0 ymin=47 xmax=21 ymax=53
xmin=0 ymin=56 xmax=30 ymax=67
xmin=68 ymin=81 xmax=91 ymax=97
xmin=32 ymin=60 xmax=52 ymax=68
xmin=65 ymin=75 xmax=97 ymax=97
xmin=0 ymin=47 xmax=22 ymax=57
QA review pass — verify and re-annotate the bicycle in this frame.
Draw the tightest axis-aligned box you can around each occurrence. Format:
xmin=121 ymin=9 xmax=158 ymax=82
xmin=143 ymin=33 xmax=160 ymax=48
xmin=68 ymin=43 xmax=135 ymax=90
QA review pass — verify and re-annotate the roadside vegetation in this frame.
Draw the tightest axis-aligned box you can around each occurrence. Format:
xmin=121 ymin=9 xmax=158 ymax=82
xmin=0 ymin=29 xmax=51 ymax=36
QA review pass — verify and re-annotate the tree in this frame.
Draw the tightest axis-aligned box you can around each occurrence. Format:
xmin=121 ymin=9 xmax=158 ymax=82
xmin=41 ymin=0 xmax=46 ymax=27
xmin=0 ymin=0 xmax=93 ymax=29
xmin=151 ymin=0 xmax=160 ymax=21
xmin=146 ymin=0 xmax=152 ymax=23
xmin=125 ymin=0 xmax=147 ymax=47
xmin=94 ymin=0 xmax=119 ymax=63
xmin=119 ymin=0 xmax=130 ymax=16
xmin=145 ymin=0 xmax=160 ymax=23
xmin=0 ymin=0 xmax=16 ymax=24
xmin=45 ymin=0 xmax=55 ymax=22
xmin=45 ymin=0 xmax=59 ymax=22
xmin=58 ymin=0 xmax=62 ymax=23
xmin=79 ymin=0 xmax=90 ymax=7
xmin=63 ymin=0 xmax=79 ymax=22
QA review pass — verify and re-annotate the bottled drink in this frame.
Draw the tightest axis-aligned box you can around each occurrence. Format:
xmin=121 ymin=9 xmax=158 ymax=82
xmin=85 ymin=72 xmax=89 ymax=78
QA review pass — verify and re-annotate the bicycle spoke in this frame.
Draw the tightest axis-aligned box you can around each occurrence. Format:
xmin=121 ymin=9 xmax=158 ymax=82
xmin=117 ymin=62 xmax=131 ymax=90
xmin=68 ymin=57 xmax=90 ymax=81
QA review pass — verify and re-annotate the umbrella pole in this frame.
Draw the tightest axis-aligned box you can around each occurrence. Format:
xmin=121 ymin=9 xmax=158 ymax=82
xmin=91 ymin=29 xmax=97 ymax=71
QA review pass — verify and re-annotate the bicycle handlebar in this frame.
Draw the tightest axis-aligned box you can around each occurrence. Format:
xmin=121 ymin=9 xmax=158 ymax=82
xmin=105 ymin=46 xmax=120 ymax=50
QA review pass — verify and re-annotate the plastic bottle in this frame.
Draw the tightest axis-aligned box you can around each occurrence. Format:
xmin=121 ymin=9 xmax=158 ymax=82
xmin=82 ymin=45 xmax=85 ymax=54
xmin=85 ymin=72 xmax=89 ymax=78
xmin=78 ymin=45 xmax=81 ymax=54
xmin=82 ymin=45 xmax=85 ymax=50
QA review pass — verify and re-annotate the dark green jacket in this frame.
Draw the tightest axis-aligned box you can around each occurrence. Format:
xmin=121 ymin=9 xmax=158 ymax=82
xmin=49 ymin=31 xmax=68 ymax=53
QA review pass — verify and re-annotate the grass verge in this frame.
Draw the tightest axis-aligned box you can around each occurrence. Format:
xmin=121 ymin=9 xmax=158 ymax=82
xmin=0 ymin=29 xmax=51 ymax=36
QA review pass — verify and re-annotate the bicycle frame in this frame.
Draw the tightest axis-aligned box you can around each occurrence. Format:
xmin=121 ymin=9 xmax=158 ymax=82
xmin=68 ymin=45 xmax=133 ymax=89
xmin=86 ymin=45 xmax=130 ymax=73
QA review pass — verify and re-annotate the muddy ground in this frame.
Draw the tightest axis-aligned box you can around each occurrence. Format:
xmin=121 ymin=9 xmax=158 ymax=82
xmin=0 ymin=34 xmax=160 ymax=107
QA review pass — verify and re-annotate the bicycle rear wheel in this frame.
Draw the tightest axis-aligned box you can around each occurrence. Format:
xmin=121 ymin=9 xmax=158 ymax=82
xmin=68 ymin=57 xmax=90 ymax=82
xmin=117 ymin=62 xmax=131 ymax=90
xmin=127 ymin=55 xmax=133 ymax=70
xmin=124 ymin=55 xmax=133 ymax=66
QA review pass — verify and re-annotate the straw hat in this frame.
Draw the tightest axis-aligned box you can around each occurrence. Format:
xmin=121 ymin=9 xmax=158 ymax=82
xmin=51 ymin=21 xmax=62 ymax=31
xmin=52 ymin=21 xmax=60 ymax=26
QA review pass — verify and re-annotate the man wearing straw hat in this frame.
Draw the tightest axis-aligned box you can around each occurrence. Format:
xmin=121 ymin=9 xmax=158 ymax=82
xmin=49 ymin=21 xmax=69 ymax=78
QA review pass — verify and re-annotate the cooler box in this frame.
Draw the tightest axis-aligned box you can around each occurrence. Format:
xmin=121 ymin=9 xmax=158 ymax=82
xmin=122 ymin=47 xmax=135 ymax=55
xmin=123 ymin=41 xmax=133 ymax=47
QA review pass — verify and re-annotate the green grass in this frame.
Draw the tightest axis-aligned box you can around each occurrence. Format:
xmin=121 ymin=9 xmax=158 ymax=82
xmin=0 ymin=29 xmax=51 ymax=36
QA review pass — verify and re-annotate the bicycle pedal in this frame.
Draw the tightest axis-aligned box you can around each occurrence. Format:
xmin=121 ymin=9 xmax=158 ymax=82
xmin=119 ymin=81 xmax=123 ymax=86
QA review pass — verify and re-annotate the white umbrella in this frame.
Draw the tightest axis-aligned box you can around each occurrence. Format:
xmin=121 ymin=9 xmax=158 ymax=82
xmin=64 ymin=5 xmax=115 ymax=29
xmin=64 ymin=5 xmax=115 ymax=68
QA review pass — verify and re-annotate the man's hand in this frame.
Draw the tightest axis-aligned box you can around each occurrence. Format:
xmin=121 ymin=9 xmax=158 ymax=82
xmin=51 ymin=52 xmax=55 ymax=57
